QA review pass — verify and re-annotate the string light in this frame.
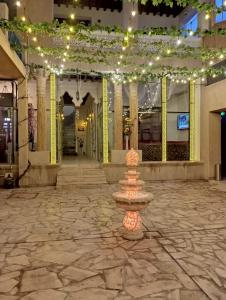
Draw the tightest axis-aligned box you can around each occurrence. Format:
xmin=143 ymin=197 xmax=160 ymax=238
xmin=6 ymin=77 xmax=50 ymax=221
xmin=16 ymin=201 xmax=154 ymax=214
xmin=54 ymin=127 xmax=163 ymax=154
xmin=209 ymin=60 xmax=214 ymax=65
xmin=32 ymin=37 xmax=37 ymax=42
xmin=66 ymin=44 xmax=70 ymax=49
xmin=219 ymin=54 xmax=224 ymax=59
xmin=70 ymin=13 xmax=75 ymax=20
xmin=69 ymin=26 xmax=74 ymax=32
xmin=21 ymin=16 xmax=26 ymax=22
xmin=128 ymin=26 xmax=132 ymax=33
xmin=15 ymin=1 xmax=21 ymax=7
xmin=149 ymin=61 xmax=153 ymax=66
xmin=27 ymin=27 xmax=32 ymax=33
xmin=166 ymin=49 xmax=171 ymax=54
xmin=205 ymin=13 xmax=210 ymax=20
xmin=189 ymin=30 xmax=194 ymax=36
xmin=122 ymin=46 xmax=126 ymax=51
xmin=131 ymin=10 xmax=136 ymax=17
xmin=155 ymin=56 xmax=160 ymax=61
xmin=177 ymin=39 xmax=182 ymax=45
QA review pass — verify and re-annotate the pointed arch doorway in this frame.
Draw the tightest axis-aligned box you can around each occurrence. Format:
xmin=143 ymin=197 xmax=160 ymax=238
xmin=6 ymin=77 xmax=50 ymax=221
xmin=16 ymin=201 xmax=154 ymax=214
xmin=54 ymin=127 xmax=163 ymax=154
xmin=62 ymin=92 xmax=76 ymax=157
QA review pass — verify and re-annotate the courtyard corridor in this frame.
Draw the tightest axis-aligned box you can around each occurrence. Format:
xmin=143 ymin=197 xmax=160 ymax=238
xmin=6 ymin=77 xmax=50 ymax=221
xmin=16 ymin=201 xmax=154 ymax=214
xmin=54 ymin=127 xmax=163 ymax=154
xmin=0 ymin=181 xmax=225 ymax=299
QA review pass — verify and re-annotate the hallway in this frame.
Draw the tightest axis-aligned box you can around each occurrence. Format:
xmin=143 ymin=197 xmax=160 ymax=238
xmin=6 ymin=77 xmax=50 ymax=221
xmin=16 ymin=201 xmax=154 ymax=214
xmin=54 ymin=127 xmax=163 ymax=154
xmin=0 ymin=181 xmax=226 ymax=299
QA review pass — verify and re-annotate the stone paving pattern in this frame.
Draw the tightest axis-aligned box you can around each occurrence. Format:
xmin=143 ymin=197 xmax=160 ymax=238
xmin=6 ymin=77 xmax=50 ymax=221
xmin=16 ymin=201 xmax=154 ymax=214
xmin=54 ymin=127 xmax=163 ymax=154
xmin=0 ymin=181 xmax=225 ymax=299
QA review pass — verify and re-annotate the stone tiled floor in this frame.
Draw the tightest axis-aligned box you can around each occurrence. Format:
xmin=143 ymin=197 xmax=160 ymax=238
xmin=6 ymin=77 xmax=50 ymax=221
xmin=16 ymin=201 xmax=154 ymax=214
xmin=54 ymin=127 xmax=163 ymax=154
xmin=0 ymin=181 xmax=225 ymax=299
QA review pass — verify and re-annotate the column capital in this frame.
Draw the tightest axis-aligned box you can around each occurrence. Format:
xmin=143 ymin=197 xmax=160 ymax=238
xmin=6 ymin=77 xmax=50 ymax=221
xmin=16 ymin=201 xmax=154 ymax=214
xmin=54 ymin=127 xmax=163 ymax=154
xmin=34 ymin=68 xmax=50 ymax=80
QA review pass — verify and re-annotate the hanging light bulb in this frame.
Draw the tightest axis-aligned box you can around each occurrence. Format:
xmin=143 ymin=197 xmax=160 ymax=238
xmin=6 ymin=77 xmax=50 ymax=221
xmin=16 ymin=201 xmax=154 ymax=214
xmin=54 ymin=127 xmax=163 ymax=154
xmin=21 ymin=16 xmax=26 ymax=22
xmin=122 ymin=46 xmax=126 ymax=51
xmin=32 ymin=36 xmax=37 ymax=42
xmin=120 ymin=55 xmax=123 ymax=59
xmin=131 ymin=10 xmax=136 ymax=17
xmin=155 ymin=56 xmax=160 ymax=61
xmin=128 ymin=26 xmax=132 ymax=33
xmin=66 ymin=44 xmax=70 ymax=50
xmin=149 ymin=61 xmax=153 ymax=66
xmin=209 ymin=60 xmax=214 ymax=65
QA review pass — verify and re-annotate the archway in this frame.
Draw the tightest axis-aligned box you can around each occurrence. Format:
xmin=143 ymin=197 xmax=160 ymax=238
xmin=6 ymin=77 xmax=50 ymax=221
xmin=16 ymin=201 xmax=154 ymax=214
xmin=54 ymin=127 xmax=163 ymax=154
xmin=62 ymin=92 xmax=76 ymax=157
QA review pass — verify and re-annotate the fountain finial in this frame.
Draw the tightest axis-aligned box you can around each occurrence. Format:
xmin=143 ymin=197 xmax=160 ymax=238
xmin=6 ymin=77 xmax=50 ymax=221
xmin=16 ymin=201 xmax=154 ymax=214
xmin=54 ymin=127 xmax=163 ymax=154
xmin=126 ymin=148 xmax=139 ymax=167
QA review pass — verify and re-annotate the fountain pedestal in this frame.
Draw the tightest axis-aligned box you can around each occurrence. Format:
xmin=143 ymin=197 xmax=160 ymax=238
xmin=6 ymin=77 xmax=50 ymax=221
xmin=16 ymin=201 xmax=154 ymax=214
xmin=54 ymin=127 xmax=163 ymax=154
xmin=112 ymin=149 xmax=153 ymax=240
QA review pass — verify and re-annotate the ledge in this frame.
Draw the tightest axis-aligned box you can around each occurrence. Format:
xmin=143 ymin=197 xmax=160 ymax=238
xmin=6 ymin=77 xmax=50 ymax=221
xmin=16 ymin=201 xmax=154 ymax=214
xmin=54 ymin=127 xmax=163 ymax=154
xmin=103 ymin=161 xmax=204 ymax=167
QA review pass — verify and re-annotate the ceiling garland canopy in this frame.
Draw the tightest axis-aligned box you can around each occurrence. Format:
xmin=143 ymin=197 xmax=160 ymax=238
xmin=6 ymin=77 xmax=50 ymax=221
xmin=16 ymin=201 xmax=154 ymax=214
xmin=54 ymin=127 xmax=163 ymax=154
xmin=1 ymin=0 xmax=226 ymax=82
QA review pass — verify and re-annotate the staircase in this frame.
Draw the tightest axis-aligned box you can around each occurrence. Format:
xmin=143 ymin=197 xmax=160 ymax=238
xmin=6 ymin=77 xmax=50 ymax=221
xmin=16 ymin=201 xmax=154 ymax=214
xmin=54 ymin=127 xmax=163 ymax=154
xmin=56 ymin=162 xmax=108 ymax=189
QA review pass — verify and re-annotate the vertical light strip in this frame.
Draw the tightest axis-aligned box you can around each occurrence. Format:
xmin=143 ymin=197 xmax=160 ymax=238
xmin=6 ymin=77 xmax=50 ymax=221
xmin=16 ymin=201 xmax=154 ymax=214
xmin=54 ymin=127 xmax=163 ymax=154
xmin=189 ymin=80 xmax=195 ymax=161
xmin=50 ymin=73 xmax=56 ymax=164
xmin=102 ymin=77 xmax=109 ymax=163
xmin=161 ymin=77 xmax=167 ymax=161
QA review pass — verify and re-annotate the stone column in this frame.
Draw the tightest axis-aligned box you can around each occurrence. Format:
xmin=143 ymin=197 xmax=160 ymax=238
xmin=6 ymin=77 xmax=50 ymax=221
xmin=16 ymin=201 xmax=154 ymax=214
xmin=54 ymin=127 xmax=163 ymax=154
xmin=36 ymin=69 xmax=48 ymax=151
xmin=114 ymin=83 xmax=123 ymax=150
xmin=18 ymin=76 xmax=29 ymax=186
xmin=198 ymin=0 xmax=211 ymax=31
xmin=129 ymin=83 xmax=138 ymax=150
xmin=122 ymin=1 xmax=138 ymax=29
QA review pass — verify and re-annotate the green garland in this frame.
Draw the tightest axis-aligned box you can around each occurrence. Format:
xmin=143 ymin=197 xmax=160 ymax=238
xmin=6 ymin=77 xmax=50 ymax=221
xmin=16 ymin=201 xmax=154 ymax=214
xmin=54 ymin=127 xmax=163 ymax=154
xmin=1 ymin=19 xmax=226 ymax=41
xmin=126 ymin=0 xmax=225 ymax=14
xmin=1 ymin=18 xmax=225 ymax=80
xmin=29 ymin=62 xmax=225 ymax=82
xmin=12 ymin=43 xmax=226 ymax=65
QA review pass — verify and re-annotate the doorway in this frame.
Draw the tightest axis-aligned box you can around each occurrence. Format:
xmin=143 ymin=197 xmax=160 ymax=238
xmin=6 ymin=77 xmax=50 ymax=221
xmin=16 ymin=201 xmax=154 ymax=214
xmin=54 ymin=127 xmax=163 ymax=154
xmin=62 ymin=92 xmax=76 ymax=157
xmin=221 ymin=112 xmax=226 ymax=178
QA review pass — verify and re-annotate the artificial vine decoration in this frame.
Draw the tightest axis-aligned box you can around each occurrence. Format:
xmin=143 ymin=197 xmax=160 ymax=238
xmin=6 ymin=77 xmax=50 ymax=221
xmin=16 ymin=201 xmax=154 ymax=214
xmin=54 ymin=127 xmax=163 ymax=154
xmin=126 ymin=0 xmax=225 ymax=14
xmin=1 ymin=19 xmax=226 ymax=40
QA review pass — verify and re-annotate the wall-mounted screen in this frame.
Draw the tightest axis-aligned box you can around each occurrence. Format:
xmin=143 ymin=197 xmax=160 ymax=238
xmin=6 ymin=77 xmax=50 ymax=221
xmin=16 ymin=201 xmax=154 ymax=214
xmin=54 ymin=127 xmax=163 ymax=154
xmin=177 ymin=113 xmax=189 ymax=130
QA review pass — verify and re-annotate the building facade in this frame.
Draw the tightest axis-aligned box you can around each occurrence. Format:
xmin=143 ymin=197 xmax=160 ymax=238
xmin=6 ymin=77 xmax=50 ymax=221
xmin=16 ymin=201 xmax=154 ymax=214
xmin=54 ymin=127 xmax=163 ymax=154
xmin=0 ymin=0 xmax=226 ymax=186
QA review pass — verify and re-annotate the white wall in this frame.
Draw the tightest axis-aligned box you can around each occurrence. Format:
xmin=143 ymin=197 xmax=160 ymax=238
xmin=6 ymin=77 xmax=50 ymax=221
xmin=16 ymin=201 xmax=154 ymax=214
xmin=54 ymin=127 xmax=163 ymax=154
xmin=54 ymin=4 xmax=179 ymax=28
xmin=54 ymin=4 xmax=123 ymax=27
xmin=139 ymin=13 xmax=178 ymax=28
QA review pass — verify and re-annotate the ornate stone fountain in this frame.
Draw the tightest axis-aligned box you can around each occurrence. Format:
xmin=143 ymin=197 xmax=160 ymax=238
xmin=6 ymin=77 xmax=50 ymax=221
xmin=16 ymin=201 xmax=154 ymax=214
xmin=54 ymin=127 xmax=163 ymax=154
xmin=112 ymin=148 xmax=153 ymax=240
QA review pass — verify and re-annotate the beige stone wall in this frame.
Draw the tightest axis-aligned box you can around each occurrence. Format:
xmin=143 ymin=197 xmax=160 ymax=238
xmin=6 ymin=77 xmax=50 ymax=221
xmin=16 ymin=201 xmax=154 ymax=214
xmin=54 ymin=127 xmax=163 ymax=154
xmin=103 ymin=162 xmax=205 ymax=183
xmin=17 ymin=0 xmax=53 ymax=23
xmin=201 ymin=79 xmax=226 ymax=179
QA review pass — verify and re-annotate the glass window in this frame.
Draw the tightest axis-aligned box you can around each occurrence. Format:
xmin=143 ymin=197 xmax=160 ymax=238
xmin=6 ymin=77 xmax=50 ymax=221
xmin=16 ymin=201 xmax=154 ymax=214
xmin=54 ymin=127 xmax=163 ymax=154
xmin=167 ymin=81 xmax=190 ymax=161
xmin=0 ymin=82 xmax=16 ymax=164
xmin=182 ymin=13 xmax=198 ymax=33
xmin=215 ymin=0 xmax=226 ymax=23
xmin=138 ymin=81 xmax=162 ymax=161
